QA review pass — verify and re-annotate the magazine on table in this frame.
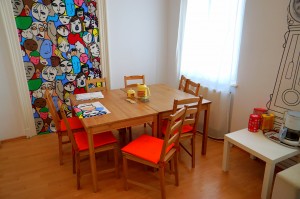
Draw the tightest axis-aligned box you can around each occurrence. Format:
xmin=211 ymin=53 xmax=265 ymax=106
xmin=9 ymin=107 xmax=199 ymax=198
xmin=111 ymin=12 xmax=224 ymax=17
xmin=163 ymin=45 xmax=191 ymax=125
xmin=73 ymin=101 xmax=110 ymax=118
xmin=75 ymin=91 xmax=104 ymax=101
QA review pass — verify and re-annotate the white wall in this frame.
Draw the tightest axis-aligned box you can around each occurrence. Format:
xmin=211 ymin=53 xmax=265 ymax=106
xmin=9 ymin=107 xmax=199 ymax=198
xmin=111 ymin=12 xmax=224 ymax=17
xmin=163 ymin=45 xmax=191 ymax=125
xmin=230 ymin=0 xmax=289 ymax=131
xmin=0 ymin=16 xmax=26 ymax=140
xmin=106 ymin=0 xmax=168 ymax=89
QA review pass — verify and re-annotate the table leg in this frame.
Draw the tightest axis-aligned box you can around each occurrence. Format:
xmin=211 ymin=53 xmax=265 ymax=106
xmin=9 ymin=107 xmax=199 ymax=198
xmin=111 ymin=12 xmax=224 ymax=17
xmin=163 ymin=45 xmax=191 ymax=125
xmin=158 ymin=114 xmax=163 ymax=138
xmin=201 ymin=104 xmax=210 ymax=155
xmin=222 ymin=139 xmax=230 ymax=171
xmin=87 ymin=129 xmax=98 ymax=192
xmin=261 ymin=163 xmax=275 ymax=199
xmin=152 ymin=115 xmax=158 ymax=137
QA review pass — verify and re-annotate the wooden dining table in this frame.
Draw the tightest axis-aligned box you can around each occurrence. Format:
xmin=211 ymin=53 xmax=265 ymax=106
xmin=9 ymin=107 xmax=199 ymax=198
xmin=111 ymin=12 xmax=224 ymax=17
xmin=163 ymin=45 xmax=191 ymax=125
xmin=70 ymin=89 xmax=158 ymax=192
xmin=122 ymin=84 xmax=212 ymax=155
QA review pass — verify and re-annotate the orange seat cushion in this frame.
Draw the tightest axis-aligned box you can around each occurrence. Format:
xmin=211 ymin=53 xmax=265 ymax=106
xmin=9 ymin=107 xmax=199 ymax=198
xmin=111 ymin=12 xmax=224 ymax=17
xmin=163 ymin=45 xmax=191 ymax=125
xmin=60 ymin=117 xmax=83 ymax=131
xmin=121 ymin=134 xmax=174 ymax=164
xmin=74 ymin=131 xmax=117 ymax=151
xmin=161 ymin=119 xmax=193 ymax=135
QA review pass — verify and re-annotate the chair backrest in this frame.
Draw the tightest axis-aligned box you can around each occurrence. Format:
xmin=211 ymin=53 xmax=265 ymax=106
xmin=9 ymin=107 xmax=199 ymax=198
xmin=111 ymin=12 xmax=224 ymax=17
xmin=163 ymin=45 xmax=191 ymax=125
xmin=172 ymin=96 xmax=203 ymax=134
xmin=184 ymin=79 xmax=200 ymax=96
xmin=160 ymin=106 xmax=187 ymax=162
xmin=44 ymin=89 xmax=62 ymax=131
xmin=178 ymin=75 xmax=189 ymax=91
xmin=86 ymin=78 xmax=107 ymax=93
xmin=59 ymin=102 xmax=79 ymax=152
xmin=124 ymin=75 xmax=145 ymax=88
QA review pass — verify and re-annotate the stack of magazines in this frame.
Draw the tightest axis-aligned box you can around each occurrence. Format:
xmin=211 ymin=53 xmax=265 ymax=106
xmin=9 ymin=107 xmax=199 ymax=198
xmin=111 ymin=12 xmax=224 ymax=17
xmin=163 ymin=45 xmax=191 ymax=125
xmin=76 ymin=91 xmax=104 ymax=101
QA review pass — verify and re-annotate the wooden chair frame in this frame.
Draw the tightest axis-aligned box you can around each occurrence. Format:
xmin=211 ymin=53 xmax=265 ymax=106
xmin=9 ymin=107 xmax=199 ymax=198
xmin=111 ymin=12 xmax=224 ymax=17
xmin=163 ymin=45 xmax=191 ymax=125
xmin=86 ymin=77 xmax=107 ymax=93
xmin=178 ymin=75 xmax=189 ymax=91
xmin=124 ymin=75 xmax=145 ymax=88
xmin=172 ymin=96 xmax=203 ymax=168
xmin=59 ymin=104 xmax=119 ymax=189
xmin=184 ymin=79 xmax=200 ymax=96
xmin=122 ymin=106 xmax=187 ymax=199
xmin=44 ymin=89 xmax=69 ymax=165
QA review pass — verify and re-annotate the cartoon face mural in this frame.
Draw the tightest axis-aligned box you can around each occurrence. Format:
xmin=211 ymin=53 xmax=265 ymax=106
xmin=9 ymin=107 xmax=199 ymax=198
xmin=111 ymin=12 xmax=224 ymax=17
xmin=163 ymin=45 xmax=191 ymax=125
xmin=58 ymin=15 xmax=71 ymax=25
xmin=57 ymin=25 xmax=70 ymax=37
xmin=51 ymin=0 xmax=66 ymax=15
xmin=60 ymin=60 xmax=72 ymax=73
xmin=11 ymin=0 xmax=24 ymax=16
xmin=24 ymin=39 xmax=38 ymax=51
xmin=40 ymin=40 xmax=53 ymax=59
xmin=66 ymin=73 xmax=76 ymax=82
xmin=32 ymin=3 xmax=49 ymax=22
xmin=34 ymin=117 xmax=44 ymax=133
xmin=83 ymin=32 xmax=93 ymax=44
xmin=89 ymin=42 xmax=100 ymax=57
xmin=42 ymin=67 xmax=57 ymax=82
xmin=31 ymin=22 xmax=47 ymax=39
xmin=12 ymin=0 xmax=103 ymax=135
xmin=22 ymin=28 xmax=33 ymax=39
xmin=57 ymin=37 xmax=70 ymax=53
xmin=70 ymin=16 xmax=82 ymax=33
xmin=24 ymin=62 xmax=35 ymax=80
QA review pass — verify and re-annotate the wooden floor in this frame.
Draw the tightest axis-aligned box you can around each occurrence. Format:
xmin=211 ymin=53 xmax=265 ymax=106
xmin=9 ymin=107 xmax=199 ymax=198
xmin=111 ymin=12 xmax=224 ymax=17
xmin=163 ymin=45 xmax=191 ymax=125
xmin=0 ymin=127 xmax=268 ymax=199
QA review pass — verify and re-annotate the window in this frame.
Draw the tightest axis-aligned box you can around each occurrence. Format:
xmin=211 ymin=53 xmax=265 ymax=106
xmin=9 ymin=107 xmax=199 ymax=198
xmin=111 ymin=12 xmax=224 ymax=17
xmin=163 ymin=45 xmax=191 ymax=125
xmin=178 ymin=0 xmax=246 ymax=92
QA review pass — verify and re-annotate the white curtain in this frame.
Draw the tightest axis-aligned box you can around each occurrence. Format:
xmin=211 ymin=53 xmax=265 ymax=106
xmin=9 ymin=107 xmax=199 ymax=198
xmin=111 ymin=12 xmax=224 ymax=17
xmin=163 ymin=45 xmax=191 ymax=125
xmin=178 ymin=0 xmax=245 ymax=92
xmin=177 ymin=0 xmax=246 ymax=138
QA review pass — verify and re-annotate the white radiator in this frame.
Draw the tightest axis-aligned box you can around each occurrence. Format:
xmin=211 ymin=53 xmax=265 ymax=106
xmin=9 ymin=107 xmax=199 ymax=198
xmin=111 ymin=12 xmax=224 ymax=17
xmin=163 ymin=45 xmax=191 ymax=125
xmin=197 ymin=86 xmax=232 ymax=139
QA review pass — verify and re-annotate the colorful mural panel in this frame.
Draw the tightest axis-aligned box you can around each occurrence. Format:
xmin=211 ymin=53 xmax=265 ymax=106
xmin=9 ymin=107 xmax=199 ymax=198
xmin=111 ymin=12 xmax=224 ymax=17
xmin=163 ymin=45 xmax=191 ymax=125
xmin=11 ymin=0 xmax=102 ymax=135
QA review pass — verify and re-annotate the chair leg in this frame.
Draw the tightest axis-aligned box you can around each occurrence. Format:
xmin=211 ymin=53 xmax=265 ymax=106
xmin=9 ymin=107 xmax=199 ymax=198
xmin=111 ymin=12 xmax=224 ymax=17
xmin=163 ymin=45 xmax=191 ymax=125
xmin=122 ymin=155 xmax=129 ymax=190
xmin=114 ymin=146 xmax=119 ymax=178
xmin=76 ymin=153 xmax=81 ymax=190
xmin=192 ymin=136 xmax=196 ymax=168
xmin=174 ymin=152 xmax=179 ymax=186
xmin=72 ymin=148 xmax=76 ymax=174
xmin=57 ymin=132 xmax=63 ymax=165
xmin=159 ymin=165 xmax=166 ymax=199
xmin=127 ymin=127 xmax=132 ymax=141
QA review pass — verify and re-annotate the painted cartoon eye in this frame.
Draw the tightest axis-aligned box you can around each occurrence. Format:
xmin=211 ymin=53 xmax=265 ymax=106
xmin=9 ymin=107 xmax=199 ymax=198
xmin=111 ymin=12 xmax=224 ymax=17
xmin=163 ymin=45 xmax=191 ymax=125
xmin=41 ymin=11 xmax=46 ymax=15
xmin=33 ymin=9 xmax=38 ymax=13
xmin=60 ymin=3 xmax=65 ymax=7
xmin=31 ymin=26 xmax=37 ymax=30
xmin=52 ymin=3 xmax=58 ymax=7
xmin=50 ymin=73 xmax=55 ymax=76
xmin=58 ymin=45 xmax=63 ymax=49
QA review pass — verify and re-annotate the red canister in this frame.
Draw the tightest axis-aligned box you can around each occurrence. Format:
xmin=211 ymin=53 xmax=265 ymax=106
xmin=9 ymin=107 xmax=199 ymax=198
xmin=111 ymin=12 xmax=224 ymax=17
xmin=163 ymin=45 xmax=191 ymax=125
xmin=248 ymin=114 xmax=260 ymax=132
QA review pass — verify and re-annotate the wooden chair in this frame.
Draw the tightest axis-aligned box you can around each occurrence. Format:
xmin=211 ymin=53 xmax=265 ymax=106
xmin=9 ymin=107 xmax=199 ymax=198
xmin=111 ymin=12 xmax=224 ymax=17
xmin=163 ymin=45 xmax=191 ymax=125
xmin=44 ymin=89 xmax=83 ymax=165
xmin=123 ymin=75 xmax=146 ymax=140
xmin=124 ymin=75 xmax=145 ymax=88
xmin=86 ymin=77 xmax=107 ymax=93
xmin=184 ymin=79 xmax=200 ymax=96
xmin=121 ymin=106 xmax=187 ymax=199
xmin=162 ymin=96 xmax=203 ymax=168
xmin=59 ymin=104 xmax=119 ymax=189
xmin=178 ymin=75 xmax=189 ymax=91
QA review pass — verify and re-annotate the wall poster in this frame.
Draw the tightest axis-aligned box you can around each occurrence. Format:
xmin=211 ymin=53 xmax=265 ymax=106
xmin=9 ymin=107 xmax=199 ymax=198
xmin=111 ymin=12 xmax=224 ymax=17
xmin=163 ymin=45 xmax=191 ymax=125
xmin=11 ymin=0 xmax=103 ymax=135
xmin=268 ymin=0 xmax=300 ymax=126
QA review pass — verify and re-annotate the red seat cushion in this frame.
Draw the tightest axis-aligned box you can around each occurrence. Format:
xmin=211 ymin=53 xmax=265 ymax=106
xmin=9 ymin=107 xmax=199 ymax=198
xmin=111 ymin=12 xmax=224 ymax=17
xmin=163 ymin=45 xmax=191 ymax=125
xmin=121 ymin=134 xmax=174 ymax=164
xmin=60 ymin=117 xmax=83 ymax=131
xmin=74 ymin=131 xmax=117 ymax=151
xmin=161 ymin=119 xmax=193 ymax=136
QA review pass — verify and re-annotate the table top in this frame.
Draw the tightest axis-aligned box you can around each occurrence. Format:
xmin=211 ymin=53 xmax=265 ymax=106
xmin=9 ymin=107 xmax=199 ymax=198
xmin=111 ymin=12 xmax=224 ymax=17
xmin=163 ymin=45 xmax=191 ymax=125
xmin=225 ymin=128 xmax=300 ymax=163
xmin=70 ymin=89 xmax=157 ymax=130
xmin=123 ymin=84 xmax=212 ymax=113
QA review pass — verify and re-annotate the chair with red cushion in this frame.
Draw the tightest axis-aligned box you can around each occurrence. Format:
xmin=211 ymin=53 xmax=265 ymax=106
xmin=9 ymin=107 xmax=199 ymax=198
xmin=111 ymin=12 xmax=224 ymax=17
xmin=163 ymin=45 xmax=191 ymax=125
xmin=44 ymin=89 xmax=84 ymax=165
xmin=59 ymin=104 xmax=119 ymax=189
xmin=121 ymin=106 xmax=187 ymax=199
xmin=162 ymin=96 xmax=203 ymax=168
